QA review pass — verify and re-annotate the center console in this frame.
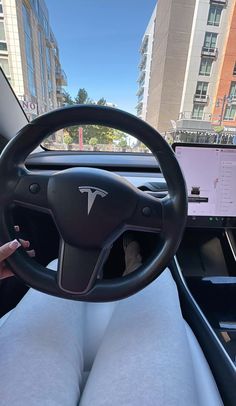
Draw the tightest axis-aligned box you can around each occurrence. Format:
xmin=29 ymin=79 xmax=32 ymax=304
xmin=173 ymin=143 xmax=236 ymax=368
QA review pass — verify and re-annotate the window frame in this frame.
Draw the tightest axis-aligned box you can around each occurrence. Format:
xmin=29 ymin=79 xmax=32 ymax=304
xmin=229 ymin=82 xmax=236 ymax=100
xmin=207 ymin=4 xmax=223 ymax=26
xmin=204 ymin=32 xmax=218 ymax=49
xmin=196 ymin=81 xmax=209 ymax=97
xmin=192 ymin=104 xmax=204 ymax=119
xmin=224 ymin=104 xmax=236 ymax=121
xmin=199 ymin=58 xmax=213 ymax=76
xmin=233 ymin=63 xmax=236 ymax=76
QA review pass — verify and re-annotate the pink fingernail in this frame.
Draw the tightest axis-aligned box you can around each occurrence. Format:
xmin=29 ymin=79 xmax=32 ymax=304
xmin=9 ymin=239 xmax=21 ymax=250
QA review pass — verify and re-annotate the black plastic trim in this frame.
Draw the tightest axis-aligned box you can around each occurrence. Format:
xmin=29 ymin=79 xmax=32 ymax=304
xmin=171 ymin=257 xmax=236 ymax=406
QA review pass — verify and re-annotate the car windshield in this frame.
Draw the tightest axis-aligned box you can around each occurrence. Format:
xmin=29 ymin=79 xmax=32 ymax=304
xmin=0 ymin=0 xmax=235 ymax=151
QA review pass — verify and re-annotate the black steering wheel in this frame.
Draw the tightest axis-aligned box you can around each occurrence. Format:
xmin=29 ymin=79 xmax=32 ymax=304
xmin=0 ymin=106 xmax=187 ymax=302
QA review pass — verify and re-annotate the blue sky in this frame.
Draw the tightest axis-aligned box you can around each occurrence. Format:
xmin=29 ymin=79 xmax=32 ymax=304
xmin=46 ymin=0 xmax=156 ymax=113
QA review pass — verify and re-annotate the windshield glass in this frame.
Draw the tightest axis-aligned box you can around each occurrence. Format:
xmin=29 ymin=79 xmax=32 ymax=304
xmin=1 ymin=0 xmax=235 ymax=150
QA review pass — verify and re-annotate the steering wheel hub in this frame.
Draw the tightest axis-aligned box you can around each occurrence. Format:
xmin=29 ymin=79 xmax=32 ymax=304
xmin=48 ymin=167 xmax=137 ymax=248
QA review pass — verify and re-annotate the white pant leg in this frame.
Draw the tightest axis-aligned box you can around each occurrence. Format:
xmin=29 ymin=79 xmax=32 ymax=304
xmin=80 ymin=269 xmax=222 ymax=406
xmin=0 ymin=289 xmax=84 ymax=406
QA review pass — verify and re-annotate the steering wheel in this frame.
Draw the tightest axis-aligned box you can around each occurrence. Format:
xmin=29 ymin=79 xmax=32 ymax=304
xmin=0 ymin=106 xmax=187 ymax=302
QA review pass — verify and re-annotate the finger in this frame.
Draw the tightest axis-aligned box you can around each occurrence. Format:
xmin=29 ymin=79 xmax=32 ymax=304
xmin=19 ymin=239 xmax=30 ymax=249
xmin=27 ymin=249 xmax=36 ymax=258
xmin=0 ymin=240 xmax=21 ymax=262
xmin=14 ymin=225 xmax=20 ymax=233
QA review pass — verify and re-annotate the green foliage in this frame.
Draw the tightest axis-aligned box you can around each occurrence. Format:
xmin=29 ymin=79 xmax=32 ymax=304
xmin=63 ymin=91 xmax=74 ymax=105
xmin=89 ymin=137 xmax=98 ymax=146
xmin=97 ymin=97 xmax=106 ymax=106
xmin=64 ymin=134 xmax=73 ymax=145
xmin=75 ymin=88 xmax=89 ymax=105
xmin=118 ymin=138 xmax=128 ymax=148
xmin=63 ymin=88 xmax=125 ymax=145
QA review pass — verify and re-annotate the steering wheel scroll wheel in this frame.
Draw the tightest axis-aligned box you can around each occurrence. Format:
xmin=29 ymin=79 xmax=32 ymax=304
xmin=0 ymin=106 xmax=187 ymax=302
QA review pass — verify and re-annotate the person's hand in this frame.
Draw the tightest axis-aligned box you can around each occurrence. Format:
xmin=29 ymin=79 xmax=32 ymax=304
xmin=0 ymin=226 xmax=35 ymax=280
xmin=0 ymin=239 xmax=21 ymax=280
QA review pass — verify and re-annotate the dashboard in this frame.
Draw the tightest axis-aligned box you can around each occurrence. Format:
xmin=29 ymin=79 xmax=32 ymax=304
xmin=26 ymin=146 xmax=236 ymax=229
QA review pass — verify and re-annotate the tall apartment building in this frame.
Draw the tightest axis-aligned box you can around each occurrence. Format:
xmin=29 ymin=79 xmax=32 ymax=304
xmin=0 ymin=0 xmax=66 ymax=120
xmin=139 ymin=0 xmax=236 ymax=136
xmin=136 ymin=5 xmax=156 ymax=121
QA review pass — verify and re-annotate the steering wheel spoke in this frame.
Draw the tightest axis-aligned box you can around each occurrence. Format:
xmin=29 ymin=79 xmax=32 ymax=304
xmin=127 ymin=191 xmax=163 ymax=233
xmin=13 ymin=171 xmax=51 ymax=213
xmin=57 ymin=240 xmax=109 ymax=294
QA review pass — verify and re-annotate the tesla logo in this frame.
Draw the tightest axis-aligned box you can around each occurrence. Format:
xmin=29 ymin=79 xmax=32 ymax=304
xmin=78 ymin=186 xmax=108 ymax=215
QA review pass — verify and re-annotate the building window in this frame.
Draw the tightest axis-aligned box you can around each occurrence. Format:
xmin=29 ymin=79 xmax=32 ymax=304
xmin=229 ymin=82 xmax=236 ymax=99
xmin=0 ymin=4 xmax=3 ymax=14
xmin=195 ymin=81 xmax=208 ymax=97
xmin=22 ymin=4 xmax=36 ymax=97
xmin=204 ymin=32 xmax=218 ymax=50
xmin=0 ymin=20 xmax=7 ymax=51
xmin=192 ymin=105 xmax=204 ymax=119
xmin=233 ymin=63 xmax=236 ymax=76
xmin=207 ymin=5 xmax=223 ymax=26
xmin=199 ymin=58 xmax=213 ymax=76
xmin=0 ymin=57 xmax=10 ymax=79
xmin=224 ymin=105 xmax=236 ymax=120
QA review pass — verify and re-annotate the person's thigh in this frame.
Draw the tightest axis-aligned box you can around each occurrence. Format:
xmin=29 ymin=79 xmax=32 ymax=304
xmin=0 ymin=289 xmax=84 ymax=406
xmin=80 ymin=270 xmax=203 ymax=406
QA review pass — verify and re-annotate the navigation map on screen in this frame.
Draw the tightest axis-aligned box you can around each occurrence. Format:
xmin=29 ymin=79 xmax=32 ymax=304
xmin=175 ymin=146 xmax=236 ymax=217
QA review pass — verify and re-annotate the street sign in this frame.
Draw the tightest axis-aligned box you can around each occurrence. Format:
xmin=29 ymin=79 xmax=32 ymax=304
xmin=20 ymin=100 xmax=38 ymax=115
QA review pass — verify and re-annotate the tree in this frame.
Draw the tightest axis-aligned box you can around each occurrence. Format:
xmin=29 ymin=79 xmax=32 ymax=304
xmin=97 ymin=97 xmax=106 ymax=106
xmin=75 ymin=88 xmax=90 ymax=105
xmin=62 ymin=88 xmax=125 ymax=145
xmin=63 ymin=91 xmax=74 ymax=106
xmin=89 ymin=137 xmax=98 ymax=151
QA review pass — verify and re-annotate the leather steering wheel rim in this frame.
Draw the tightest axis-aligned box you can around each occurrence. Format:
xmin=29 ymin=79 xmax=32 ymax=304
xmin=0 ymin=105 xmax=187 ymax=302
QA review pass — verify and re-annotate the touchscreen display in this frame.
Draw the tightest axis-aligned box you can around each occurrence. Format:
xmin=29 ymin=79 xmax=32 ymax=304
xmin=175 ymin=145 xmax=236 ymax=217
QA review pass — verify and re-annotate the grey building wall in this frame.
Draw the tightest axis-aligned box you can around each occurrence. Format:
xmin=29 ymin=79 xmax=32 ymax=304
xmin=146 ymin=0 xmax=196 ymax=133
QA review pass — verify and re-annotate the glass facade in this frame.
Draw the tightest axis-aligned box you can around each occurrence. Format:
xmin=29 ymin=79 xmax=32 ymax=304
xmin=22 ymin=3 xmax=36 ymax=97
xmin=38 ymin=29 xmax=46 ymax=100
xmin=46 ymin=46 xmax=53 ymax=105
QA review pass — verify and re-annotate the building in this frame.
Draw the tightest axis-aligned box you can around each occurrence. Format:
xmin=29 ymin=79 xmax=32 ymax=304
xmin=0 ymin=0 xmax=66 ymax=120
xmin=212 ymin=1 xmax=236 ymax=128
xmin=136 ymin=5 xmax=156 ymax=120
xmin=139 ymin=0 xmax=236 ymax=142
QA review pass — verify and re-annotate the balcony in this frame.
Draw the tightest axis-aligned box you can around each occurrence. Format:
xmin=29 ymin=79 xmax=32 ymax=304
xmin=55 ymin=67 xmax=67 ymax=86
xmin=193 ymin=94 xmax=209 ymax=103
xmin=140 ymin=35 xmax=149 ymax=54
xmin=210 ymin=0 xmax=227 ymax=5
xmin=137 ymin=70 xmax=145 ymax=86
xmin=136 ymin=101 xmax=143 ymax=116
xmin=139 ymin=54 xmax=147 ymax=71
xmin=201 ymin=46 xmax=218 ymax=58
xmin=136 ymin=85 xmax=144 ymax=97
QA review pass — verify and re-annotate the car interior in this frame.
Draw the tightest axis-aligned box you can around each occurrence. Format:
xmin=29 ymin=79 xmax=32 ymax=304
xmin=0 ymin=61 xmax=236 ymax=406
